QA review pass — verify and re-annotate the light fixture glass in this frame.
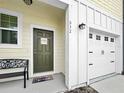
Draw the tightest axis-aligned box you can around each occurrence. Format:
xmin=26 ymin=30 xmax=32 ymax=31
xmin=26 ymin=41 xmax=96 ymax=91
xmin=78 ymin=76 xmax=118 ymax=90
xmin=23 ymin=0 xmax=33 ymax=5
xmin=79 ymin=23 xmax=86 ymax=30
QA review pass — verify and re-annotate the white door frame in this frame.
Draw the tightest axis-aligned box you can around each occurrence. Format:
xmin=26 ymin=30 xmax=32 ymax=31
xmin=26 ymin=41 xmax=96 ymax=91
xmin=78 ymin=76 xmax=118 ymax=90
xmin=30 ymin=24 xmax=55 ymax=77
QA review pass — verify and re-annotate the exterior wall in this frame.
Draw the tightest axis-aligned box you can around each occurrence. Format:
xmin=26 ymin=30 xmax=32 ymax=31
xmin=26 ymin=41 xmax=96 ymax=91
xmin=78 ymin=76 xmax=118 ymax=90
xmin=66 ymin=0 xmax=123 ymax=89
xmin=0 ymin=0 xmax=65 ymax=76
xmin=88 ymin=0 xmax=123 ymax=20
xmin=66 ymin=0 xmax=88 ymax=88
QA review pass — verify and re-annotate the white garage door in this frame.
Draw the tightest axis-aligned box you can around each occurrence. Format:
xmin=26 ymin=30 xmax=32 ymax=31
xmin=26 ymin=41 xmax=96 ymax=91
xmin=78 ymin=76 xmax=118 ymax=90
xmin=88 ymin=32 xmax=116 ymax=79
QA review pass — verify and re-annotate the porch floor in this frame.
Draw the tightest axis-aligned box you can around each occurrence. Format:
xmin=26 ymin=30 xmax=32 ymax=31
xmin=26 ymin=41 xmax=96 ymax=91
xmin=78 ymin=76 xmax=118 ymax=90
xmin=0 ymin=74 xmax=124 ymax=93
xmin=0 ymin=73 xmax=67 ymax=93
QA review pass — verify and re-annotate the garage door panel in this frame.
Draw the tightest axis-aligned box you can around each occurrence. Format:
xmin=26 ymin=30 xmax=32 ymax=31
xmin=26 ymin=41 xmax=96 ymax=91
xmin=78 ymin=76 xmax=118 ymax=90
xmin=89 ymin=30 xmax=116 ymax=79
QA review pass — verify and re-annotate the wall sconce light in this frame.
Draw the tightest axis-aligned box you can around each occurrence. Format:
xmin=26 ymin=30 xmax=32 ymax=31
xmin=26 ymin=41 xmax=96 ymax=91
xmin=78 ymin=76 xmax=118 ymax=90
xmin=23 ymin=0 xmax=33 ymax=5
xmin=79 ymin=23 xmax=86 ymax=30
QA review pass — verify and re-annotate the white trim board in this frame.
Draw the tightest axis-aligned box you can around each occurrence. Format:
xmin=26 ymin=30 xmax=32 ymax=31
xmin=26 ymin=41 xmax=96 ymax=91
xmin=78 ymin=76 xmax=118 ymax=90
xmin=78 ymin=0 xmax=122 ymax=23
xmin=30 ymin=24 xmax=56 ymax=77
xmin=0 ymin=8 xmax=23 ymax=48
xmin=38 ymin=0 xmax=68 ymax=10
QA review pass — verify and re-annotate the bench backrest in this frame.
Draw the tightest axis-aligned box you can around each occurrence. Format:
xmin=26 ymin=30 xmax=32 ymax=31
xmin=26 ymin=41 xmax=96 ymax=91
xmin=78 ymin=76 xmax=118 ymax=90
xmin=0 ymin=59 xmax=28 ymax=69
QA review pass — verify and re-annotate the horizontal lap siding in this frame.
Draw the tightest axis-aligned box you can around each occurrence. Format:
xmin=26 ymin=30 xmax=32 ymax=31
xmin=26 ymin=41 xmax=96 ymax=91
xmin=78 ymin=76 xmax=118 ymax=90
xmin=88 ymin=0 xmax=123 ymax=20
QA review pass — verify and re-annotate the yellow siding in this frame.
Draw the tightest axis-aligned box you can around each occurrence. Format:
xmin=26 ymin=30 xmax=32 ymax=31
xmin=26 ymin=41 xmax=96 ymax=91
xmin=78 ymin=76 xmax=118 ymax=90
xmin=88 ymin=0 xmax=123 ymax=20
xmin=0 ymin=0 xmax=65 ymax=74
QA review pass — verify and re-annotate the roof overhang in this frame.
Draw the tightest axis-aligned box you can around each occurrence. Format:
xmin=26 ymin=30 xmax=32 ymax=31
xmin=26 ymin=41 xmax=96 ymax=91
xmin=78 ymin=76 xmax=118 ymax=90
xmin=38 ymin=0 xmax=68 ymax=10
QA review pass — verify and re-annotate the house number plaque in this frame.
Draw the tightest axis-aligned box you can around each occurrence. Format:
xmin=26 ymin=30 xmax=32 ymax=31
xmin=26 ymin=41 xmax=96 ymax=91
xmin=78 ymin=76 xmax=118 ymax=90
xmin=41 ymin=38 xmax=48 ymax=45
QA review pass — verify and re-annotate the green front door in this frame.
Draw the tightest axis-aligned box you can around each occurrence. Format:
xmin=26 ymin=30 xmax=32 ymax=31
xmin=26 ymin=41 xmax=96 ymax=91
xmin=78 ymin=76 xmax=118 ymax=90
xmin=33 ymin=28 xmax=54 ymax=73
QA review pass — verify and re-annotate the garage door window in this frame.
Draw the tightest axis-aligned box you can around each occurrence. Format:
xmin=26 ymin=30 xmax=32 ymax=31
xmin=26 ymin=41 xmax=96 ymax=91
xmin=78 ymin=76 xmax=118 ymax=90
xmin=89 ymin=33 xmax=93 ymax=39
xmin=110 ymin=38 xmax=114 ymax=42
xmin=96 ymin=35 xmax=101 ymax=40
xmin=104 ymin=37 xmax=109 ymax=41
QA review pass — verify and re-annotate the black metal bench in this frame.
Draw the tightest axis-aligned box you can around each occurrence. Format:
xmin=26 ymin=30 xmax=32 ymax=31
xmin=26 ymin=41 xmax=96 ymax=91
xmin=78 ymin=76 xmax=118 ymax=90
xmin=0 ymin=59 xmax=29 ymax=88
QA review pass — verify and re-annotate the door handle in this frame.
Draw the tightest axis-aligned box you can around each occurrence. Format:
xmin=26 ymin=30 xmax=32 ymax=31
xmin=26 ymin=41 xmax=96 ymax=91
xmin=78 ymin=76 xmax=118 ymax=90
xmin=110 ymin=51 xmax=115 ymax=53
xmin=89 ymin=51 xmax=93 ymax=53
xmin=101 ymin=50 xmax=104 ymax=55
xmin=110 ymin=61 xmax=114 ymax=63
xmin=89 ymin=63 xmax=93 ymax=66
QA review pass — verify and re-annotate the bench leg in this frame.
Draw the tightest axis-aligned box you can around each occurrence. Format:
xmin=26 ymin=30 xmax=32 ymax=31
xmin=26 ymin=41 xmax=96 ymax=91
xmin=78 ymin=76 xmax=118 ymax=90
xmin=27 ymin=60 xmax=29 ymax=80
xmin=24 ymin=71 xmax=26 ymax=88
xmin=27 ymin=71 xmax=29 ymax=80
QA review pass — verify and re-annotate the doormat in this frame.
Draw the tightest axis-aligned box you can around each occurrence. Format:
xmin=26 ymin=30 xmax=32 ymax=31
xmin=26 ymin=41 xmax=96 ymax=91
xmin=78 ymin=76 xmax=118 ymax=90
xmin=64 ymin=86 xmax=99 ymax=93
xmin=32 ymin=75 xmax=53 ymax=84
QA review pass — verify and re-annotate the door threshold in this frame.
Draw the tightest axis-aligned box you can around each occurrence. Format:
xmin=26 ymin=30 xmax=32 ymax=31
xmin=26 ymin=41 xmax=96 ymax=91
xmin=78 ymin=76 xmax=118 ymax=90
xmin=32 ymin=71 xmax=54 ymax=78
